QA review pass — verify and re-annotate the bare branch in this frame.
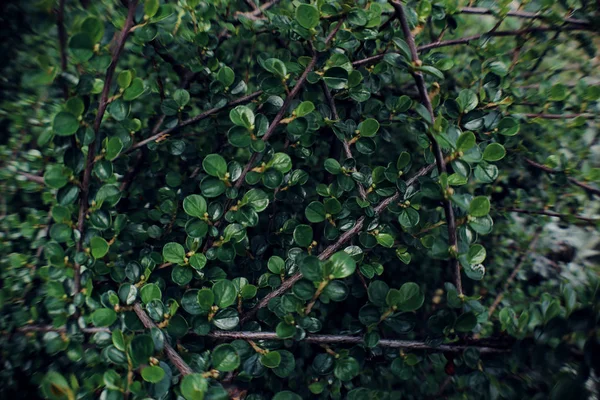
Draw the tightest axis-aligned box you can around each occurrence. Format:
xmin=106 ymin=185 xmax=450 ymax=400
xmin=16 ymin=171 xmax=45 ymax=185
xmin=459 ymin=6 xmax=591 ymax=26
xmin=389 ymin=0 xmax=461 ymax=294
xmin=320 ymin=81 xmax=368 ymax=201
xmin=132 ymin=303 xmax=193 ymax=376
xmin=503 ymin=208 xmax=599 ymax=224
xmin=74 ymin=0 xmax=138 ymax=295
xmin=525 ymin=158 xmax=600 ymax=197
xmin=125 ymin=91 xmax=263 ymax=154
xmin=488 ymin=230 xmax=542 ymax=316
xmin=520 ymin=113 xmax=596 ymax=119
xmin=352 ymin=26 xmax=590 ymax=68
xmin=206 ymin=331 xmax=508 ymax=354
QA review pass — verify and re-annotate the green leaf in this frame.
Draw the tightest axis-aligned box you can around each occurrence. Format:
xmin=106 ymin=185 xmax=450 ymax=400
xmin=90 ymin=236 xmax=109 ymax=258
xmin=53 ymin=112 xmax=79 ymax=136
xmin=81 ymin=16 xmax=104 ymax=43
xmin=417 ymin=65 xmax=444 ymax=80
xmin=305 ymin=201 xmax=326 ymax=223
xmin=180 ymin=373 xmax=208 ymax=400
xmin=91 ymin=308 xmax=117 ymax=327
xmin=399 ymin=208 xmax=420 ymax=228
xmin=326 ymin=251 xmax=356 ymax=279
xmin=300 ymin=255 xmax=323 ymax=282
xmin=376 ymin=233 xmax=394 ymax=248
xmin=174 ymin=89 xmax=190 ymax=107
xmin=140 ymin=284 xmax=162 ymax=304
xmin=229 ymin=106 xmax=255 ymax=129
xmin=455 ymin=312 xmax=478 ymax=332
xmin=197 ymin=288 xmax=215 ymax=311
xmin=144 ymin=0 xmax=160 ymax=18
xmin=457 ymin=89 xmax=478 ymax=113
xmin=467 ymin=244 xmax=486 ymax=264
xmin=203 ymin=154 xmax=228 ymax=178
xmin=263 ymin=58 xmax=287 ymax=78
xmin=358 ymin=118 xmax=379 ymax=137
xmin=217 ymin=66 xmax=235 ymax=87
xmin=260 ymin=351 xmax=281 ymax=368
xmin=276 ymin=321 xmax=296 ymax=339
xmin=498 ymin=117 xmax=520 ymax=136
xmin=334 ymin=357 xmax=360 ymax=381
xmin=123 ymin=78 xmax=145 ymax=101
xmin=163 ymin=242 xmax=186 ymax=264
xmin=295 ymin=4 xmax=320 ymax=29
xmin=212 ymin=344 xmax=240 ymax=372
xmin=141 ymin=366 xmax=165 ymax=383
xmin=183 ymin=194 xmax=207 ymax=218
xmin=469 ymin=196 xmax=490 ymax=217
xmin=117 ymin=70 xmax=132 ymax=88
xmin=293 ymin=224 xmax=313 ymax=247
xmin=295 ymin=101 xmax=314 ymax=117
xmin=213 ymin=280 xmax=237 ymax=308
xmin=482 ymin=143 xmax=506 ymax=162
xmin=393 ymin=282 xmax=424 ymax=312
xmin=105 ymin=137 xmax=123 ymax=161
xmin=267 ymin=153 xmax=292 ymax=173
xmin=324 ymin=159 xmax=341 ymax=174
xmin=456 ymin=131 xmax=476 ymax=152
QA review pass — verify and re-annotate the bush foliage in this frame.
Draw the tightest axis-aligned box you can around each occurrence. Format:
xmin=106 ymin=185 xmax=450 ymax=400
xmin=1 ymin=0 xmax=599 ymax=399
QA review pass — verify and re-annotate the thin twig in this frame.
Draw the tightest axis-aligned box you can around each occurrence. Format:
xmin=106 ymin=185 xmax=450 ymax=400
xmin=503 ymin=208 xmax=599 ymax=224
xmin=520 ymin=113 xmax=596 ymax=119
xmin=351 ymin=26 xmax=590 ymax=68
xmin=488 ymin=230 xmax=542 ymax=316
xmin=124 ymin=91 xmax=263 ymax=154
xmin=13 ymin=325 xmax=509 ymax=353
xmin=459 ymin=6 xmax=590 ymax=26
xmin=206 ymin=331 xmax=508 ymax=353
xmin=232 ymin=19 xmax=345 ymax=192
xmin=132 ymin=303 xmax=193 ymax=376
xmin=74 ymin=0 xmax=138 ymax=294
xmin=389 ymin=0 xmax=461 ymax=294
xmin=239 ymin=163 xmax=436 ymax=324
xmin=321 ymin=81 xmax=368 ymax=201
xmin=16 ymin=171 xmax=45 ymax=185
xmin=524 ymin=158 xmax=600 ymax=197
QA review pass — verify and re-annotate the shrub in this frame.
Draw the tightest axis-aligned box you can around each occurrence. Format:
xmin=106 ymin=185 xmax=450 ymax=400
xmin=1 ymin=0 xmax=599 ymax=399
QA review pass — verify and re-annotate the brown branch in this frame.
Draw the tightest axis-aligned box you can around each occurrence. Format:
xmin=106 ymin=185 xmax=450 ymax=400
xmin=125 ymin=91 xmax=263 ymax=155
xmin=232 ymin=19 xmax=345 ymax=192
xmin=520 ymin=113 xmax=596 ymax=119
xmin=56 ymin=0 xmax=68 ymax=99
xmin=351 ymin=26 xmax=590 ymax=68
xmin=503 ymin=208 xmax=599 ymax=224
xmin=13 ymin=324 xmax=509 ymax=354
xmin=390 ymin=0 xmax=461 ymax=294
xmin=488 ymin=230 xmax=542 ymax=316
xmin=132 ymin=303 xmax=193 ymax=376
xmin=321 ymin=81 xmax=368 ymax=201
xmin=206 ymin=331 xmax=508 ymax=353
xmin=16 ymin=325 xmax=110 ymax=334
xmin=459 ymin=6 xmax=591 ymax=26
xmin=240 ymin=163 xmax=436 ymax=324
xmin=524 ymin=158 xmax=600 ymax=197
xmin=238 ymin=0 xmax=280 ymax=19
xmin=16 ymin=171 xmax=45 ymax=185
xmin=74 ymin=0 xmax=138 ymax=295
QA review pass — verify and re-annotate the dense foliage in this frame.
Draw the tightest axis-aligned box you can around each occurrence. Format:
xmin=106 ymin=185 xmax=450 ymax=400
xmin=1 ymin=0 xmax=599 ymax=399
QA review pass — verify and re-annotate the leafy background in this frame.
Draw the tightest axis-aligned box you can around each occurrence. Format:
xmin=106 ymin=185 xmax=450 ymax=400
xmin=0 ymin=0 xmax=599 ymax=399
